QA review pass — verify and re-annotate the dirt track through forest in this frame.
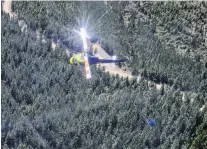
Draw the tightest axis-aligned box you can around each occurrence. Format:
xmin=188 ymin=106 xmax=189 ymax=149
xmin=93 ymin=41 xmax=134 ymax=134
xmin=92 ymin=43 xmax=134 ymax=79
xmin=2 ymin=0 xmax=133 ymax=80
xmin=2 ymin=1 xmax=201 ymax=103
xmin=0 ymin=0 xmax=183 ymax=92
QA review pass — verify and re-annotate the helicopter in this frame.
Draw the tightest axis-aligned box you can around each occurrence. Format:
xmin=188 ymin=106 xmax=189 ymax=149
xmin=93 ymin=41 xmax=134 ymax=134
xmin=69 ymin=28 xmax=127 ymax=79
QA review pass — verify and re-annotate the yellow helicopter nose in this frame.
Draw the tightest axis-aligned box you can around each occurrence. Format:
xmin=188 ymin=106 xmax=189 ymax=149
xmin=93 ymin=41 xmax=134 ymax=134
xmin=69 ymin=57 xmax=73 ymax=64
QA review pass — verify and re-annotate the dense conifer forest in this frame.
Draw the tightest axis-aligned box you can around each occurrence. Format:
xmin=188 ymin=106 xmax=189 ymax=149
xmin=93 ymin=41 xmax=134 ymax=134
xmin=1 ymin=1 xmax=207 ymax=149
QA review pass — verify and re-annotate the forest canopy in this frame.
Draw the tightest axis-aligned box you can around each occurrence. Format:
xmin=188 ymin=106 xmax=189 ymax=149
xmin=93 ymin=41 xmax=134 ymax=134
xmin=1 ymin=1 xmax=207 ymax=149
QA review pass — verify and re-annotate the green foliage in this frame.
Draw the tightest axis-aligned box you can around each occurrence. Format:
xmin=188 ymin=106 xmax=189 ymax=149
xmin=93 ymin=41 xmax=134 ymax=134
xmin=189 ymin=121 xmax=207 ymax=149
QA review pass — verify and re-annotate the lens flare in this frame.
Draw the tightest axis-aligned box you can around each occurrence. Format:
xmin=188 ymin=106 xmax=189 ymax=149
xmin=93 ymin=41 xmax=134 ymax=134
xmin=80 ymin=28 xmax=88 ymax=51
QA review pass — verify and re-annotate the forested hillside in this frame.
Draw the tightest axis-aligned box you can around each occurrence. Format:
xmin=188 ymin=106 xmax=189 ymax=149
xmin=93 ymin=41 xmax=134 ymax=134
xmin=97 ymin=1 xmax=207 ymax=92
xmin=1 ymin=1 xmax=207 ymax=149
